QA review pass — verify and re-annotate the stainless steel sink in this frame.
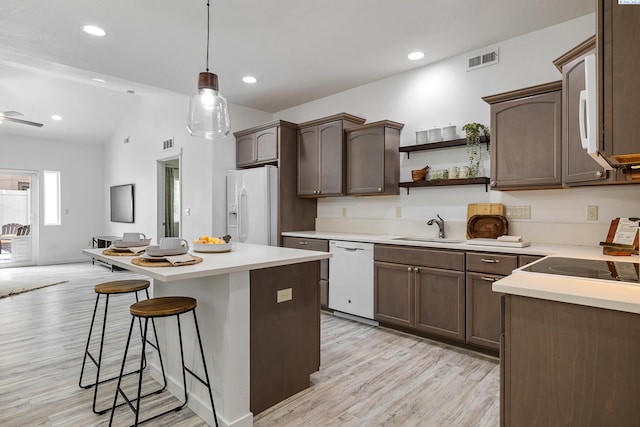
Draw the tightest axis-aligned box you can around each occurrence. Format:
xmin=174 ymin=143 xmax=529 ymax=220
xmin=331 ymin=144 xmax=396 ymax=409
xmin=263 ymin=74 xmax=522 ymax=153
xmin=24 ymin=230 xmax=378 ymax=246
xmin=392 ymin=237 xmax=465 ymax=244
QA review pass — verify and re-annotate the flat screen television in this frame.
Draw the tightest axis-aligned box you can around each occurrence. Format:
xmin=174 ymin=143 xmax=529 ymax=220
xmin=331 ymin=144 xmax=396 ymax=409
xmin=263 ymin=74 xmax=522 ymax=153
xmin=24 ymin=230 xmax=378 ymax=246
xmin=110 ymin=184 xmax=134 ymax=223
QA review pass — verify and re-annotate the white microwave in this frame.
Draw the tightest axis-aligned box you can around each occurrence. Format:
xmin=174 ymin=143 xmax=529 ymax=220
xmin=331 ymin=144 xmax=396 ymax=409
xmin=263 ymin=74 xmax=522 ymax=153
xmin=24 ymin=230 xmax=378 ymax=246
xmin=579 ymin=53 xmax=613 ymax=171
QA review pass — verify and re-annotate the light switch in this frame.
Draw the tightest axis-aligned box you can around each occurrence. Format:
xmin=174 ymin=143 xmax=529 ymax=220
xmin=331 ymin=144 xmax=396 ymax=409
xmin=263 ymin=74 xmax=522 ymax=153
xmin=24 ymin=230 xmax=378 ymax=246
xmin=185 ymin=207 xmax=191 ymax=216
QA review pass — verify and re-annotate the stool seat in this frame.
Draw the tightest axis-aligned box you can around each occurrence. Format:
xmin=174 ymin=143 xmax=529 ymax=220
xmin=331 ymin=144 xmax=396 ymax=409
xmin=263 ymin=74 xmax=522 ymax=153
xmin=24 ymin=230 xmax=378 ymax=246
xmin=94 ymin=279 xmax=150 ymax=294
xmin=130 ymin=296 xmax=196 ymax=318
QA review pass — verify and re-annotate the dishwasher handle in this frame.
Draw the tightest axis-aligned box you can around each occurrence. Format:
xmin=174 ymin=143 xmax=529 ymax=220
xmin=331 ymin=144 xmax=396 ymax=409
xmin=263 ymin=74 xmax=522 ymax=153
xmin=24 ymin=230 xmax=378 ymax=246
xmin=336 ymin=246 xmax=364 ymax=251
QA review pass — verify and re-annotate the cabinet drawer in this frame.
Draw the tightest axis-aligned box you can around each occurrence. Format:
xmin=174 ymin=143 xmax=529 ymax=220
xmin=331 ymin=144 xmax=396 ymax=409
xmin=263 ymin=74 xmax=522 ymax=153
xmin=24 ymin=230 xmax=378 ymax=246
xmin=374 ymin=244 xmax=465 ymax=271
xmin=466 ymin=252 xmax=518 ymax=276
xmin=282 ymin=236 xmax=329 ymax=252
xmin=282 ymin=237 xmax=329 ymax=281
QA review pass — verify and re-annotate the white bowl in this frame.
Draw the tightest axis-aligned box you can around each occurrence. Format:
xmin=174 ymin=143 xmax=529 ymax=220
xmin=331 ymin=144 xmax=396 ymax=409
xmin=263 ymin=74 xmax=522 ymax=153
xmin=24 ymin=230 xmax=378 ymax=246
xmin=192 ymin=242 xmax=231 ymax=253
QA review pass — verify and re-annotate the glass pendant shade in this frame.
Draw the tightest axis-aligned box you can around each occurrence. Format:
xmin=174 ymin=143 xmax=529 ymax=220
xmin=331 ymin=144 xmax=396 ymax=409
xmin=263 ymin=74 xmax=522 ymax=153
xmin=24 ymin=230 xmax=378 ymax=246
xmin=187 ymin=72 xmax=230 ymax=139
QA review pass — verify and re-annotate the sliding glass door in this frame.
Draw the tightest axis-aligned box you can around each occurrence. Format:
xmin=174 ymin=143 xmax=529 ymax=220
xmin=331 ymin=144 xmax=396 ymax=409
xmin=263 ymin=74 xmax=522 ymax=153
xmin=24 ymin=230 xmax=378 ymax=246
xmin=0 ymin=170 xmax=36 ymax=267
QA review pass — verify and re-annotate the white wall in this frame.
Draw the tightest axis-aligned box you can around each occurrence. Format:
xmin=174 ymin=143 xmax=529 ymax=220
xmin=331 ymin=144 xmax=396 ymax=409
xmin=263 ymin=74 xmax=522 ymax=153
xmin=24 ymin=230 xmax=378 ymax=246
xmin=0 ymin=134 xmax=104 ymax=264
xmin=274 ymin=14 xmax=640 ymax=245
xmin=103 ymin=92 xmax=271 ymax=243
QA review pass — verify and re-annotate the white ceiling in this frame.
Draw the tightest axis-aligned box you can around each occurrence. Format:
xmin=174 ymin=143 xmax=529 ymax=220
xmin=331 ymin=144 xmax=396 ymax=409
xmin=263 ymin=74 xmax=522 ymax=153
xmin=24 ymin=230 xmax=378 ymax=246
xmin=0 ymin=0 xmax=594 ymax=144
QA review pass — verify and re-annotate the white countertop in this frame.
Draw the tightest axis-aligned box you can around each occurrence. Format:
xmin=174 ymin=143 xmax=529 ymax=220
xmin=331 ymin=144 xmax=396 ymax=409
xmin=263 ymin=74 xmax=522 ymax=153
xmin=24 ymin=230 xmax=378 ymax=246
xmin=281 ymin=230 xmax=605 ymax=257
xmin=282 ymin=230 xmax=640 ymax=314
xmin=83 ymin=242 xmax=331 ymax=282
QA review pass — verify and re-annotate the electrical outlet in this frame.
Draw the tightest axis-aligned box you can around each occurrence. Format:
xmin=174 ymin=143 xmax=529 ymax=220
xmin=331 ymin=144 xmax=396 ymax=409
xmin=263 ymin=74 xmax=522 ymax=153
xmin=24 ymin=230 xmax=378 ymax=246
xmin=395 ymin=206 xmax=402 ymax=218
xmin=277 ymin=288 xmax=293 ymax=303
xmin=342 ymin=207 xmax=347 ymax=218
xmin=505 ymin=205 xmax=531 ymax=219
xmin=587 ymin=205 xmax=598 ymax=221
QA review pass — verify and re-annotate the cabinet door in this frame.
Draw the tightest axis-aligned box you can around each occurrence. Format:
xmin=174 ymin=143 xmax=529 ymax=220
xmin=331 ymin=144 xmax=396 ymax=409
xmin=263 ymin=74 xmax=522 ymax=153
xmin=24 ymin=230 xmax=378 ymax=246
xmin=466 ymin=272 xmax=502 ymax=350
xmin=601 ymin=0 xmax=640 ymax=162
xmin=562 ymin=48 xmax=610 ymax=185
xmin=255 ymin=127 xmax=278 ymax=163
xmin=414 ymin=267 xmax=465 ymax=341
xmin=374 ymin=261 xmax=414 ymax=328
xmin=297 ymin=126 xmax=319 ymax=196
xmin=490 ymin=90 xmax=562 ymax=189
xmin=347 ymin=127 xmax=385 ymax=194
xmin=318 ymin=121 xmax=344 ymax=196
xmin=236 ymin=134 xmax=256 ymax=167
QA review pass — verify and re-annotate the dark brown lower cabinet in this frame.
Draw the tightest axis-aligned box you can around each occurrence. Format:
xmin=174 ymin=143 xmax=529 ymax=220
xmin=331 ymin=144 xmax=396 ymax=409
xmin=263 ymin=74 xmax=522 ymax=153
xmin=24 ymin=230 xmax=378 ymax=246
xmin=281 ymin=236 xmax=329 ymax=308
xmin=502 ymin=295 xmax=640 ymax=426
xmin=250 ymin=261 xmax=320 ymax=415
xmin=374 ymin=245 xmax=465 ymax=342
xmin=465 ymin=272 xmax=502 ymax=350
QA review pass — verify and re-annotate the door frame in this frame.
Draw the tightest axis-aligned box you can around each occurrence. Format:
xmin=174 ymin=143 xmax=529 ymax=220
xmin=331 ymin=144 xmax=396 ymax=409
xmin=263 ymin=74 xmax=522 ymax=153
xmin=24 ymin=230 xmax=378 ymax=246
xmin=0 ymin=168 xmax=38 ymax=268
xmin=156 ymin=151 xmax=182 ymax=243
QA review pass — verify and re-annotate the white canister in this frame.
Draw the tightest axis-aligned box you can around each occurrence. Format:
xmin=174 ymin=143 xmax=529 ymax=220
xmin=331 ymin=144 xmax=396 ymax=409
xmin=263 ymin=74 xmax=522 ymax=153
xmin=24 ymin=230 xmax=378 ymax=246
xmin=428 ymin=127 xmax=443 ymax=142
xmin=442 ymin=125 xmax=456 ymax=140
xmin=458 ymin=166 xmax=470 ymax=178
xmin=447 ymin=166 xmax=459 ymax=179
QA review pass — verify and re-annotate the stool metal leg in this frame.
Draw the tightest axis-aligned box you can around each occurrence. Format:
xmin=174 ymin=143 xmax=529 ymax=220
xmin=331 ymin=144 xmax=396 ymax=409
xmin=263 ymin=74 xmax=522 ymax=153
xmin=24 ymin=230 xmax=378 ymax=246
xmin=79 ymin=289 xmax=153 ymax=415
xmin=109 ymin=315 xmax=168 ymax=426
xmin=192 ymin=310 xmax=219 ymax=427
xmin=110 ymin=308 xmax=218 ymax=427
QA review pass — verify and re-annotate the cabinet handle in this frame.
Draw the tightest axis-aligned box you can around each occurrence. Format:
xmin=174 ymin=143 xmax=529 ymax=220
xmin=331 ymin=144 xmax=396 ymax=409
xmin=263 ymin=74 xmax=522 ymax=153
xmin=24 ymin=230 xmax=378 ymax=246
xmin=596 ymin=171 xmax=603 ymax=177
xmin=377 ymin=188 xmax=382 ymax=192
xmin=480 ymin=258 xmax=500 ymax=263
xmin=414 ymin=267 xmax=419 ymax=272
xmin=407 ymin=267 xmax=412 ymax=272
xmin=490 ymin=181 xmax=497 ymax=187
xmin=481 ymin=276 xmax=498 ymax=282
xmin=298 ymin=242 xmax=308 ymax=245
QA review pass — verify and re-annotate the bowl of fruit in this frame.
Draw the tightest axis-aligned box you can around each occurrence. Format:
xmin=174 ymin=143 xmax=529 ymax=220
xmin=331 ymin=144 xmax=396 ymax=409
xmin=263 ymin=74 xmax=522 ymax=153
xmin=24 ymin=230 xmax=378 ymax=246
xmin=192 ymin=234 xmax=232 ymax=253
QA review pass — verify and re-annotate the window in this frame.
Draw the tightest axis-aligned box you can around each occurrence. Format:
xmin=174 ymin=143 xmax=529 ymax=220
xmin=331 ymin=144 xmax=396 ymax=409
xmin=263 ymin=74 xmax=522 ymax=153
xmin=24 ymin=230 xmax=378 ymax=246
xmin=44 ymin=170 xmax=60 ymax=225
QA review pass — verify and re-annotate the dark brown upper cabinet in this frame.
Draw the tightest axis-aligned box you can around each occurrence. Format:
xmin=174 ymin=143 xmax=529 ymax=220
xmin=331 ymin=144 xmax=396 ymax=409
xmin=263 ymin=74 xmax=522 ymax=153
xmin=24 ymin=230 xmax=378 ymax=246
xmin=234 ymin=121 xmax=298 ymax=168
xmin=599 ymin=0 xmax=640 ymax=168
xmin=345 ymin=120 xmax=403 ymax=196
xmin=483 ymin=82 xmax=563 ymax=190
xmin=553 ymin=36 xmax=612 ymax=186
xmin=297 ymin=113 xmax=365 ymax=197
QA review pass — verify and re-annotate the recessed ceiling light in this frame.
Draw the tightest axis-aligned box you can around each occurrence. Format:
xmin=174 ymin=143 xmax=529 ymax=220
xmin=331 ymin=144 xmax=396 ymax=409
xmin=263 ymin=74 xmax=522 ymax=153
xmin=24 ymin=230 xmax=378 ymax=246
xmin=81 ymin=25 xmax=106 ymax=37
xmin=51 ymin=115 xmax=62 ymax=121
xmin=408 ymin=51 xmax=425 ymax=61
xmin=242 ymin=76 xmax=257 ymax=84
xmin=92 ymin=78 xmax=106 ymax=83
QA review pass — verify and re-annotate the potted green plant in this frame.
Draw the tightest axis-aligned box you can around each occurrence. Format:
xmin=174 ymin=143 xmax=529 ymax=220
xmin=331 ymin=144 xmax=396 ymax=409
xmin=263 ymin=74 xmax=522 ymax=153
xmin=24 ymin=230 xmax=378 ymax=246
xmin=461 ymin=122 xmax=490 ymax=177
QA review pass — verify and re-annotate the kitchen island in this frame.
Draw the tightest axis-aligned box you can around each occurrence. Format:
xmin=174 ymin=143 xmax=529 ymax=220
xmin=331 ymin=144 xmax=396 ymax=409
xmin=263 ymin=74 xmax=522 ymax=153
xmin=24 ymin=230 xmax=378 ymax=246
xmin=83 ymin=242 xmax=331 ymax=427
xmin=493 ymin=255 xmax=640 ymax=426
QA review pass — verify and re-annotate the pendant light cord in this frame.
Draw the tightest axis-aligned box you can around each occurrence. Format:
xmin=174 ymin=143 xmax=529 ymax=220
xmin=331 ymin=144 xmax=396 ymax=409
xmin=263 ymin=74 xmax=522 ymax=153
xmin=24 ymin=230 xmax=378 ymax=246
xmin=206 ymin=0 xmax=210 ymax=72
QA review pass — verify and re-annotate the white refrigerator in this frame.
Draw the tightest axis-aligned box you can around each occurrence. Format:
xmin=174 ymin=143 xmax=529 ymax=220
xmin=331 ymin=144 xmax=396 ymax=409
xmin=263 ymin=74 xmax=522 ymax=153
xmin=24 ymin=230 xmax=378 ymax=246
xmin=226 ymin=165 xmax=278 ymax=246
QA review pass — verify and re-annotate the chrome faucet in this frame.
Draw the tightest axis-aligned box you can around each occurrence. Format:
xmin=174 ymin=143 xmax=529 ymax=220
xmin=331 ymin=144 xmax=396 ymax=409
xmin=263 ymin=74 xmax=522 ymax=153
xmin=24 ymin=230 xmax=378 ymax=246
xmin=427 ymin=214 xmax=445 ymax=239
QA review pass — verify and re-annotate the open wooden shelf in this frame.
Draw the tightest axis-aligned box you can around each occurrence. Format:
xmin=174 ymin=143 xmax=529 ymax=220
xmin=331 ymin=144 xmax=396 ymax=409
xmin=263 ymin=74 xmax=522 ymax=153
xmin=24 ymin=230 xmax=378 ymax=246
xmin=399 ymin=177 xmax=490 ymax=193
xmin=399 ymin=136 xmax=489 ymax=158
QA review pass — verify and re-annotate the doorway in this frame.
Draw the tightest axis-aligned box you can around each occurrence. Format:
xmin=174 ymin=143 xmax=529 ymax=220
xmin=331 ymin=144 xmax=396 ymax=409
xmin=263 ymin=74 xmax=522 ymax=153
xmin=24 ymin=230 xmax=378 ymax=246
xmin=0 ymin=170 xmax=37 ymax=267
xmin=157 ymin=155 xmax=181 ymax=242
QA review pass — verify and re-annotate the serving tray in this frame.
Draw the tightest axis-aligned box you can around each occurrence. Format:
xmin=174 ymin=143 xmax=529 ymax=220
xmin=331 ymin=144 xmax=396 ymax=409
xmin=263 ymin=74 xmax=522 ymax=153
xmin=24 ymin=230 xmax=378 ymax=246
xmin=467 ymin=214 xmax=508 ymax=239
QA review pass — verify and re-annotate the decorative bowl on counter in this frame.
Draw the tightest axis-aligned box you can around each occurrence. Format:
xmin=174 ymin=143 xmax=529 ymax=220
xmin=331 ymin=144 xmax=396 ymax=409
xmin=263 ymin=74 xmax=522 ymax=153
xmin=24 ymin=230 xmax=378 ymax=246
xmin=193 ymin=242 xmax=231 ymax=253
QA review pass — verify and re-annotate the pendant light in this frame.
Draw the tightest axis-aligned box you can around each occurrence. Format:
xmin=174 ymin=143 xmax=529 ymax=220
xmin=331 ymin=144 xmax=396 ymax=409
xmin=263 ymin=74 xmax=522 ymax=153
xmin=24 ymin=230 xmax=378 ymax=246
xmin=187 ymin=0 xmax=230 ymax=140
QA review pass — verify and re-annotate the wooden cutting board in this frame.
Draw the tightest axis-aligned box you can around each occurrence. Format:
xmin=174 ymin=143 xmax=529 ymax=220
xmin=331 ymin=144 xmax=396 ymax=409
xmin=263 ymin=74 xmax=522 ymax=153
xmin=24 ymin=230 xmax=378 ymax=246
xmin=466 ymin=203 xmax=505 ymax=238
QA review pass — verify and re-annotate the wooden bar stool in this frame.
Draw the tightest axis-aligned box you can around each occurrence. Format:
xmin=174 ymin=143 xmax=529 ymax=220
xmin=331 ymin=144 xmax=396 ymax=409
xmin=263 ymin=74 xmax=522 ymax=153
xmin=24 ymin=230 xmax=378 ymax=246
xmin=109 ymin=296 xmax=218 ymax=427
xmin=79 ymin=279 xmax=166 ymax=414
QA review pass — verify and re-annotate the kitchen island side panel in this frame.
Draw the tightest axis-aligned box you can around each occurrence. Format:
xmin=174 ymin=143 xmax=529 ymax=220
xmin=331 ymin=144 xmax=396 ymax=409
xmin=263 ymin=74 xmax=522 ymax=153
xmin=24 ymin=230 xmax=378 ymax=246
xmin=249 ymin=260 xmax=321 ymax=415
xmin=504 ymin=294 xmax=640 ymax=426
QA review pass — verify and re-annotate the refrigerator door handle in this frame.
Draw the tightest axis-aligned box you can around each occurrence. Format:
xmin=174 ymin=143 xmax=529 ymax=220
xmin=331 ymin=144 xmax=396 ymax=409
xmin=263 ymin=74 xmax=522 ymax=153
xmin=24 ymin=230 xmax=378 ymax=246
xmin=238 ymin=187 xmax=248 ymax=242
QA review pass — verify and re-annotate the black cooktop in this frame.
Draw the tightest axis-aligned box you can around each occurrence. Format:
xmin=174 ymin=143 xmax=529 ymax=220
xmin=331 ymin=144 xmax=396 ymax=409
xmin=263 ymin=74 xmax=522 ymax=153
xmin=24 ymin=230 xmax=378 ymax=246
xmin=522 ymin=257 xmax=640 ymax=284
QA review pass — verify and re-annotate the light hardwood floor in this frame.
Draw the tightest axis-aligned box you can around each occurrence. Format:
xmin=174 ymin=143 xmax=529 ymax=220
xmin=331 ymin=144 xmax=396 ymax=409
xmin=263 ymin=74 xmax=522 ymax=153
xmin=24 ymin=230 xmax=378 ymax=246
xmin=0 ymin=262 xmax=499 ymax=426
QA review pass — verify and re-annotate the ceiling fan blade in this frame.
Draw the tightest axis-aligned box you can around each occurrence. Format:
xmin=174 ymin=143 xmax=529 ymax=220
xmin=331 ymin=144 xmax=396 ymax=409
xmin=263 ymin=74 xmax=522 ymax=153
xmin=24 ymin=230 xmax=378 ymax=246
xmin=1 ymin=111 xmax=24 ymax=117
xmin=0 ymin=116 xmax=44 ymax=127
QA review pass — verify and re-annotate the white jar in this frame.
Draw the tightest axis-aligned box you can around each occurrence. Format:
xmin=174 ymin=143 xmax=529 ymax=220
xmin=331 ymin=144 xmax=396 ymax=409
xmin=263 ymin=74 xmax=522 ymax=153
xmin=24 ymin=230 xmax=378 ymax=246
xmin=443 ymin=125 xmax=456 ymax=140
xmin=428 ymin=127 xmax=442 ymax=142
xmin=447 ymin=166 xmax=459 ymax=179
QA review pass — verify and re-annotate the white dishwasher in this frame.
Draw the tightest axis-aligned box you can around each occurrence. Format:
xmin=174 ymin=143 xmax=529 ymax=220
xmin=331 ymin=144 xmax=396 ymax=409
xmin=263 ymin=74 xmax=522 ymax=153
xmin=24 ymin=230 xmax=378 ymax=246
xmin=329 ymin=240 xmax=374 ymax=320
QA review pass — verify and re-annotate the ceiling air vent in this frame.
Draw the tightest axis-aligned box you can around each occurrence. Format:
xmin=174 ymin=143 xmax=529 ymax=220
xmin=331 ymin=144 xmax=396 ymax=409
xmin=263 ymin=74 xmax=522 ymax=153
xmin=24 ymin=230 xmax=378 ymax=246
xmin=163 ymin=137 xmax=174 ymax=150
xmin=466 ymin=47 xmax=499 ymax=71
